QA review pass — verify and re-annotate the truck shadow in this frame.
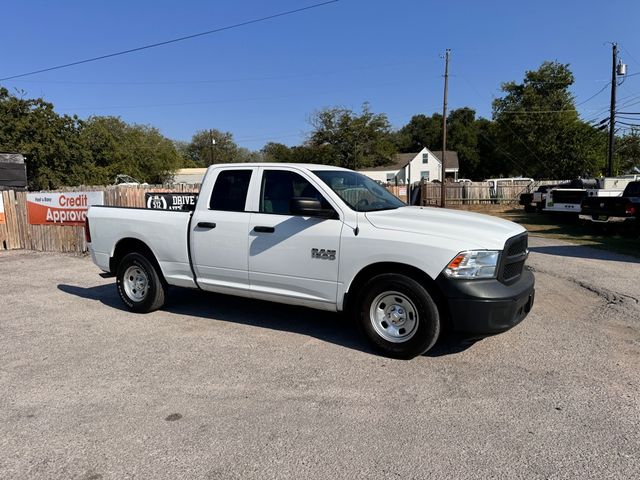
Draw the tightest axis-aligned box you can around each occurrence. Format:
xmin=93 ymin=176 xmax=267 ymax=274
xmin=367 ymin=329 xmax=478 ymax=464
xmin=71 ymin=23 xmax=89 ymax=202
xmin=57 ymin=283 xmax=478 ymax=358
xmin=529 ymin=245 xmax=640 ymax=263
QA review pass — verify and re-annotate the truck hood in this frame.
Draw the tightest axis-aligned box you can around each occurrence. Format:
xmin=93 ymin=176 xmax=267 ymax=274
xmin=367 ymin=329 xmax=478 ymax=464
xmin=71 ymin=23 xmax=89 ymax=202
xmin=365 ymin=206 xmax=525 ymax=250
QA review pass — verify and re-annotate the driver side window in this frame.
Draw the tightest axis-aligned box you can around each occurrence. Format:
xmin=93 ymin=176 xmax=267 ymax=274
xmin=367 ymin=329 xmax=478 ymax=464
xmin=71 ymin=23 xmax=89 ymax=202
xmin=260 ymin=170 xmax=332 ymax=215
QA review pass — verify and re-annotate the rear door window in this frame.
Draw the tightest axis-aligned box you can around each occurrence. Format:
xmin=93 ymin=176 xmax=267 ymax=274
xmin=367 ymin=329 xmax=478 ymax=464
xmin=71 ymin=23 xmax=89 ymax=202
xmin=209 ymin=170 xmax=252 ymax=211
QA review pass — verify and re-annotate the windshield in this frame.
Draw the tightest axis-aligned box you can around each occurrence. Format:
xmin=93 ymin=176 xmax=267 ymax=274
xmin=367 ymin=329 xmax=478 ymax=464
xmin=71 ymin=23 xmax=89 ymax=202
xmin=313 ymin=170 xmax=406 ymax=212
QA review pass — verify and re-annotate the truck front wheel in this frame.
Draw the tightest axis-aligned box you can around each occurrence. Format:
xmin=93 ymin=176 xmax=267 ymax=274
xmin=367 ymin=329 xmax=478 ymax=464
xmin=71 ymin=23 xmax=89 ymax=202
xmin=116 ymin=252 xmax=166 ymax=313
xmin=356 ymin=274 xmax=440 ymax=359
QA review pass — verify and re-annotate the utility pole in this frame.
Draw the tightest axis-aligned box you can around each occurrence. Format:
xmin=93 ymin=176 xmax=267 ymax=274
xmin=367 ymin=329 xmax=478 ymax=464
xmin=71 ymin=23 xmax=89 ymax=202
xmin=607 ymin=43 xmax=618 ymax=177
xmin=209 ymin=130 xmax=216 ymax=165
xmin=440 ymin=48 xmax=450 ymax=208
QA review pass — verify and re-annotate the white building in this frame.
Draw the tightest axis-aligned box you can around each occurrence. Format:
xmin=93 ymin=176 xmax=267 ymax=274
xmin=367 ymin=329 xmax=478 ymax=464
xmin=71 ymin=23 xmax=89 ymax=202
xmin=358 ymin=147 xmax=459 ymax=184
xmin=172 ymin=168 xmax=207 ymax=184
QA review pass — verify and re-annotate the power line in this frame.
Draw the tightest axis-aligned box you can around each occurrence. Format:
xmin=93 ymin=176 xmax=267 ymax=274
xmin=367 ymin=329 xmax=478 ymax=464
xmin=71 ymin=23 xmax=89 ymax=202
xmin=575 ymin=82 xmax=611 ymax=106
xmin=618 ymin=98 xmax=640 ymax=110
xmin=582 ymin=91 xmax=640 ymax=124
xmin=0 ymin=0 xmax=338 ymax=82
xmin=1 ymin=59 xmax=414 ymax=86
xmin=497 ymin=108 xmax=588 ymax=114
xmin=615 ymin=90 xmax=640 ymax=109
xmin=620 ymin=45 xmax=640 ymax=70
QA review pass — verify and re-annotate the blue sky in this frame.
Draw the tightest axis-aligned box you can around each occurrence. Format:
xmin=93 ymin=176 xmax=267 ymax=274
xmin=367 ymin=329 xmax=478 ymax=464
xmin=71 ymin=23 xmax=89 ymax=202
xmin=2 ymin=0 xmax=640 ymax=150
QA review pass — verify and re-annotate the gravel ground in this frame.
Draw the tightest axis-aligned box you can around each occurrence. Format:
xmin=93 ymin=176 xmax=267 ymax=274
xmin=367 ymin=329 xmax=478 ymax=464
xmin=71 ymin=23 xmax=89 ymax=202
xmin=0 ymin=236 xmax=638 ymax=480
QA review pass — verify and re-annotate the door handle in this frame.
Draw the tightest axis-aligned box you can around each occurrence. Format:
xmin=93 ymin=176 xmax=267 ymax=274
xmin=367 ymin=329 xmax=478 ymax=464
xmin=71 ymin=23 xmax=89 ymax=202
xmin=254 ymin=226 xmax=275 ymax=233
xmin=197 ymin=222 xmax=216 ymax=229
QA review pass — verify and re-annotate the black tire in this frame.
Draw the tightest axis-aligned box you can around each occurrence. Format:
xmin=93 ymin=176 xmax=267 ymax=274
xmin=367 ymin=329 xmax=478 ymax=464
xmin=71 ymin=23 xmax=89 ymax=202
xmin=116 ymin=252 xmax=166 ymax=313
xmin=524 ymin=204 xmax=536 ymax=213
xmin=355 ymin=274 xmax=440 ymax=359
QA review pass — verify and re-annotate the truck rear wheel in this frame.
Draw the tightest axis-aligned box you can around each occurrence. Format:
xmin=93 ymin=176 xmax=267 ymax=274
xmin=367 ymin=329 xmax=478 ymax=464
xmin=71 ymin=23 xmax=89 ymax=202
xmin=116 ymin=252 xmax=166 ymax=313
xmin=356 ymin=274 xmax=440 ymax=359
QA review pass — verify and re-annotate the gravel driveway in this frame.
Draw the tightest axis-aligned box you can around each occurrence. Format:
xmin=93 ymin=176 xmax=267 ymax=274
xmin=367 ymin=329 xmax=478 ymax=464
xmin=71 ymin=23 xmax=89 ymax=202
xmin=1 ymin=236 xmax=638 ymax=479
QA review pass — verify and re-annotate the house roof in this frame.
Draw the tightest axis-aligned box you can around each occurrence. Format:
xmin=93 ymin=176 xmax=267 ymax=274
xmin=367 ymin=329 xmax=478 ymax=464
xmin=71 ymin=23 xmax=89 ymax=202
xmin=432 ymin=150 xmax=459 ymax=170
xmin=358 ymin=149 xmax=460 ymax=172
xmin=358 ymin=152 xmax=418 ymax=172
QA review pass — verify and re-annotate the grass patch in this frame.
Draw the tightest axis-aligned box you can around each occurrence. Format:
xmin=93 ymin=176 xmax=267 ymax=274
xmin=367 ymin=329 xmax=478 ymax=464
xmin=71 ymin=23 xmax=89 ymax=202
xmin=449 ymin=204 xmax=640 ymax=259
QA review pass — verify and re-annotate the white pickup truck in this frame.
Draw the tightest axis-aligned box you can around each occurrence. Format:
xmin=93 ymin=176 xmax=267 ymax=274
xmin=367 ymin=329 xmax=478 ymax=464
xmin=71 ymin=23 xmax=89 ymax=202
xmin=86 ymin=163 xmax=534 ymax=358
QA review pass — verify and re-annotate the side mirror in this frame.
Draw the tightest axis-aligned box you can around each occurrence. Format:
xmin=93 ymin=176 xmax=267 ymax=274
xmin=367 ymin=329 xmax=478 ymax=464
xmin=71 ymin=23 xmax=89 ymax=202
xmin=290 ymin=197 xmax=337 ymax=219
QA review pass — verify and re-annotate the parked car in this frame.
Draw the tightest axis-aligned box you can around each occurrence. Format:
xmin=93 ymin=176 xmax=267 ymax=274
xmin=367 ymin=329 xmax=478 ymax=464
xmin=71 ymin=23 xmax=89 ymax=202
xmin=114 ymin=174 xmax=148 ymax=186
xmin=86 ymin=163 xmax=535 ymax=358
xmin=580 ymin=181 xmax=640 ymax=227
xmin=519 ymin=184 xmax=559 ymax=213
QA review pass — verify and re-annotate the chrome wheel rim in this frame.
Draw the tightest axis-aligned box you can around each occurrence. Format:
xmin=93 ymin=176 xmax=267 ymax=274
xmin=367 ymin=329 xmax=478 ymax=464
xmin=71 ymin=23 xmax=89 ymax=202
xmin=369 ymin=291 xmax=419 ymax=343
xmin=123 ymin=265 xmax=149 ymax=302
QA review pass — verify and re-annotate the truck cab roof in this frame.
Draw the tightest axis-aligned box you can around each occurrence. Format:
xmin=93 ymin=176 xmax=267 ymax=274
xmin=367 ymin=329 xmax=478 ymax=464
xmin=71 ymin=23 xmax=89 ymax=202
xmin=206 ymin=163 xmax=352 ymax=172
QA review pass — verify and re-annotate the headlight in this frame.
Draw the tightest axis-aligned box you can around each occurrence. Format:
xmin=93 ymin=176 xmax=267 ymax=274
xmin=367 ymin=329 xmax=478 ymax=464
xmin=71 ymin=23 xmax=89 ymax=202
xmin=443 ymin=250 xmax=500 ymax=279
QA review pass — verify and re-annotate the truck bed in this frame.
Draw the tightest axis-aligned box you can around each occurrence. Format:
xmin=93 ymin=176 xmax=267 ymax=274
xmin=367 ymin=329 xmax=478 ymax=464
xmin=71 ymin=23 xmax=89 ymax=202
xmin=87 ymin=206 xmax=196 ymax=288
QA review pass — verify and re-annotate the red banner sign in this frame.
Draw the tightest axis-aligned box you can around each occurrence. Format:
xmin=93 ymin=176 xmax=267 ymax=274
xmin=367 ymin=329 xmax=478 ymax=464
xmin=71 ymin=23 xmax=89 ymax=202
xmin=27 ymin=192 xmax=104 ymax=225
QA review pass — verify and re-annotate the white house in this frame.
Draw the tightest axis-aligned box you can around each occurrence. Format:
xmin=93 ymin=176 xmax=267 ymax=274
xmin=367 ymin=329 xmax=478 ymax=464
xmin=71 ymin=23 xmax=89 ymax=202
xmin=358 ymin=147 xmax=459 ymax=184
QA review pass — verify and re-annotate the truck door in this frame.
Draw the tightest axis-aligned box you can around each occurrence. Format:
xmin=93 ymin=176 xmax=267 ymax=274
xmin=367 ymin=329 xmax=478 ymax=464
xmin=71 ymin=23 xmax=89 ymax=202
xmin=190 ymin=168 xmax=255 ymax=295
xmin=248 ymin=168 xmax=343 ymax=307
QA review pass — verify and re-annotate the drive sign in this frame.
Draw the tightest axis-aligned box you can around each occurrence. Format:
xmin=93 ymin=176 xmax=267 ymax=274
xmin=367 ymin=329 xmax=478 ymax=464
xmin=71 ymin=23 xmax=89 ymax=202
xmin=27 ymin=191 xmax=104 ymax=225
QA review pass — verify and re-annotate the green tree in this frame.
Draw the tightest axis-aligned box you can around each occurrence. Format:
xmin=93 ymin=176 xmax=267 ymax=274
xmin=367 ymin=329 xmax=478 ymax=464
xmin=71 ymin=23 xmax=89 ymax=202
xmin=185 ymin=129 xmax=239 ymax=166
xmin=617 ymin=128 xmax=640 ymax=174
xmin=174 ymin=140 xmax=199 ymax=167
xmin=0 ymin=87 xmax=85 ymax=189
xmin=307 ymin=103 xmax=396 ymax=169
xmin=473 ymin=118 xmax=506 ymax=179
xmin=447 ymin=108 xmax=480 ymax=178
xmin=262 ymin=142 xmax=292 ymax=163
xmin=492 ymin=61 xmax=605 ymax=178
xmin=0 ymin=88 xmax=181 ymax=188
xmin=77 ymin=116 xmax=181 ymax=185
xmin=394 ymin=113 xmax=442 ymax=153
xmin=236 ymin=147 xmax=263 ymax=163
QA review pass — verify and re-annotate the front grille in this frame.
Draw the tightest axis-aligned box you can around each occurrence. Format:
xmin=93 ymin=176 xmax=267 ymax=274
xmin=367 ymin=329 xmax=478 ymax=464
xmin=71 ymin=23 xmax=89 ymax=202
xmin=506 ymin=235 xmax=527 ymax=257
xmin=503 ymin=260 xmax=525 ymax=280
xmin=499 ymin=233 xmax=528 ymax=283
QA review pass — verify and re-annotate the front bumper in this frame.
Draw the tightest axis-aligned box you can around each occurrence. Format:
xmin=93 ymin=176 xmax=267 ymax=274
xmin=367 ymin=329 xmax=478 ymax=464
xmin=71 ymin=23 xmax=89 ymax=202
xmin=435 ymin=270 xmax=535 ymax=336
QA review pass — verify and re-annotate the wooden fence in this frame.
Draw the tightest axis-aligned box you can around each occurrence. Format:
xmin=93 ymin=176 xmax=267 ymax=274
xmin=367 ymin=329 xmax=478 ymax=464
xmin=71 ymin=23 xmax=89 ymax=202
xmin=0 ymin=185 xmax=199 ymax=253
xmin=419 ymin=180 xmax=559 ymax=206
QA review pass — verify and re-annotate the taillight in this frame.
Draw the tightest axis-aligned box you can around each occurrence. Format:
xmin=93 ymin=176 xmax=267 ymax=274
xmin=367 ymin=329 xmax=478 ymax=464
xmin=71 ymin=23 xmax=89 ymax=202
xmin=84 ymin=217 xmax=91 ymax=243
xmin=626 ymin=203 xmax=636 ymax=216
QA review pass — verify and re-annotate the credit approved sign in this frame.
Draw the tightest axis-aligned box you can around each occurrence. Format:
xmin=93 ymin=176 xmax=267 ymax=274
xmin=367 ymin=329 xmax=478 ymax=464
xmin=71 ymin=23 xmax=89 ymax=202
xmin=27 ymin=192 xmax=104 ymax=225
